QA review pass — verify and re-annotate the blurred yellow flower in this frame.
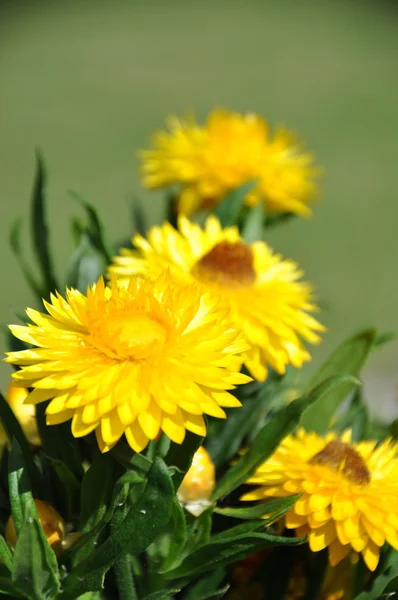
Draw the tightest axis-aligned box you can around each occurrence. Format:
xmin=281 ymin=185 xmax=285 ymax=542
xmin=5 ymin=275 xmax=250 ymax=453
xmin=178 ymin=446 xmax=215 ymax=516
xmin=110 ymin=215 xmax=324 ymax=381
xmin=140 ymin=109 xmax=318 ymax=217
xmin=241 ymin=428 xmax=398 ymax=571
xmin=0 ymin=382 xmax=40 ymax=448
xmin=6 ymin=499 xmax=65 ymax=554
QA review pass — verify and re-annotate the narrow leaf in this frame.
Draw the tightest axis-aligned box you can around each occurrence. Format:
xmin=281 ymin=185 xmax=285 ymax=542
xmin=240 ymin=202 xmax=265 ymax=242
xmin=0 ymin=536 xmax=13 ymax=571
xmin=301 ymin=329 xmax=376 ymax=433
xmin=214 ymin=495 xmax=299 ymax=520
xmin=68 ymin=191 xmax=112 ymax=263
xmin=9 ymin=219 xmax=42 ymax=300
xmin=66 ymin=232 xmax=107 ymax=292
xmin=167 ymin=430 xmax=204 ymax=490
xmin=31 ymin=151 xmax=58 ymax=295
xmin=354 ymin=555 xmax=398 ymax=598
xmin=213 ymin=181 xmax=256 ymax=227
xmin=159 ymin=499 xmax=187 ymax=572
xmin=12 ymin=515 xmax=61 ymax=600
xmin=165 ymin=531 xmax=305 ymax=580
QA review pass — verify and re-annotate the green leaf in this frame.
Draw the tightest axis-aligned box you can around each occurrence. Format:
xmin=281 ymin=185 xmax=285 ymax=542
xmin=11 ymin=514 xmax=61 ymax=600
xmin=35 ymin=404 xmax=83 ymax=480
xmin=0 ymin=393 xmax=42 ymax=494
xmin=207 ymin=377 xmax=285 ymax=468
xmin=373 ymin=331 xmax=397 ymax=348
xmin=30 ymin=151 xmax=58 ymax=296
xmin=165 ymin=528 xmax=305 ymax=580
xmin=213 ymin=181 xmax=256 ymax=227
xmin=61 ymin=457 xmax=174 ymax=599
xmin=301 ymin=329 xmax=376 ymax=433
xmin=0 ymin=537 xmax=13 ymax=572
xmin=142 ymin=591 xmax=181 ymax=600
xmin=195 ymin=585 xmax=230 ymax=600
xmin=68 ymin=191 xmax=113 ymax=263
xmin=159 ymin=499 xmax=187 ymax=572
xmin=111 ymin=442 xmax=152 ymax=475
xmin=131 ymin=199 xmax=148 ymax=237
xmin=214 ymin=495 xmax=299 ymax=520
xmin=0 ymin=569 xmax=25 ymax=598
xmin=240 ymin=202 xmax=265 ymax=242
xmin=9 ymin=219 xmax=43 ymax=300
xmin=264 ymin=212 xmax=294 ymax=229
xmin=79 ymin=453 xmax=113 ymax=531
xmin=167 ymin=430 xmax=204 ymax=490
xmin=66 ymin=231 xmax=107 ymax=292
xmin=8 ymin=441 xmax=61 ymax=599
xmin=354 ymin=554 xmax=398 ymax=598
xmin=333 ymin=387 xmax=370 ymax=441
xmin=212 ymin=375 xmax=359 ymax=501
xmin=182 ymin=568 xmax=226 ymax=600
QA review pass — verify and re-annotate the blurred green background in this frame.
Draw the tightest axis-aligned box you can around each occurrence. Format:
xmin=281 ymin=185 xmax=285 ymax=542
xmin=1 ymin=0 xmax=397 ymax=417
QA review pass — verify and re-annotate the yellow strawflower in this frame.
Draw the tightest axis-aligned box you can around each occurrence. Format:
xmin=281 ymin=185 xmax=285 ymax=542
xmin=0 ymin=382 xmax=40 ymax=448
xmin=109 ymin=216 xmax=324 ymax=381
xmin=178 ymin=446 xmax=215 ymax=516
xmin=241 ymin=428 xmax=398 ymax=571
xmin=4 ymin=274 xmax=250 ymax=453
xmin=140 ymin=109 xmax=318 ymax=217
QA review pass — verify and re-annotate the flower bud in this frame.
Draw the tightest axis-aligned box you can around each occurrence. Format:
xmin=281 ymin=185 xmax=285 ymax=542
xmin=178 ymin=446 xmax=215 ymax=516
xmin=0 ymin=383 xmax=40 ymax=448
xmin=6 ymin=499 xmax=65 ymax=554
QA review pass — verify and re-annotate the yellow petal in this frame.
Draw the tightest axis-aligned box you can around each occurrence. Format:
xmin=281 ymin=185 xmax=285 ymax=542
xmin=125 ymin=421 xmax=149 ymax=453
xmin=361 ymin=540 xmax=380 ymax=571
xmin=309 ymin=521 xmax=336 ymax=552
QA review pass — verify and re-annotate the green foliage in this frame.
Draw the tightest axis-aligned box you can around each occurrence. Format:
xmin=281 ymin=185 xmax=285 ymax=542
xmin=301 ymin=329 xmax=376 ymax=433
xmin=213 ymin=181 xmax=256 ymax=227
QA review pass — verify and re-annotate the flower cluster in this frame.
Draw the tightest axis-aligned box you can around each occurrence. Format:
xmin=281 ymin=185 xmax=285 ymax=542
xmin=2 ymin=108 xmax=397 ymax=600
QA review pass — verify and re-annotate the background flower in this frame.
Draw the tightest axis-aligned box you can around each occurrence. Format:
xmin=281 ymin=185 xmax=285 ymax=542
xmin=110 ymin=215 xmax=324 ymax=380
xmin=5 ymin=275 xmax=250 ymax=453
xmin=241 ymin=428 xmax=398 ymax=571
xmin=140 ymin=109 xmax=318 ymax=217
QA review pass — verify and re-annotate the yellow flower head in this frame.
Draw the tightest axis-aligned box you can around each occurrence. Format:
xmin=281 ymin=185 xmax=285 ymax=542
xmin=5 ymin=274 xmax=250 ymax=453
xmin=140 ymin=109 xmax=319 ymax=217
xmin=241 ymin=428 xmax=398 ymax=571
xmin=109 ymin=216 xmax=324 ymax=381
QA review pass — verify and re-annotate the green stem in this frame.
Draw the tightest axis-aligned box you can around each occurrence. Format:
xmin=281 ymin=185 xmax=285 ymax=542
xmin=114 ymin=554 xmax=138 ymax=600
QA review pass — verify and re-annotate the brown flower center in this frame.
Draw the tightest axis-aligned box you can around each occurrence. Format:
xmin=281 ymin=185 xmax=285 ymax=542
xmin=310 ymin=440 xmax=371 ymax=485
xmin=191 ymin=241 xmax=256 ymax=287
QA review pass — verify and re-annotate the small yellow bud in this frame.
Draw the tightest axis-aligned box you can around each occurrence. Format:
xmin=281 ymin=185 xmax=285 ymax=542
xmin=6 ymin=499 xmax=65 ymax=554
xmin=0 ymin=383 xmax=40 ymax=448
xmin=177 ymin=446 xmax=215 ymax=516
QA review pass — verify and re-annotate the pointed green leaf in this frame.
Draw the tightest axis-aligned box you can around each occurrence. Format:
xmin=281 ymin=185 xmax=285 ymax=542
xmin=354 ymin=553 xmax=398 ymax=598
xmin=164 ymin=529 xmax=305 ymax=580
xmin=31 ymin=151 xmax=58 ymax=296
xmin=182 ymin=568 xmax=226 ymax=600
xmin=0 ymin=536 xmax=13 ymax=572
xmin=214 ymin=495 xmax=299 ymax=520
xmin=9 ymin=218 xmax=43 ymax=300
xmin=66 ymin=231 xmax=107 ymax=292
xmin=196 ymin=585 xmax=230 ymax=600
xmin=35 ymin=403 xmax=83 ymax=479
xmin=12 ymin=514 xmax=61 ymax=600
xmin=61 ymin=457 xmax=174 ymax=599
xmin=68 ymin=191 xmax=112 ymax=263
xmin=333 ymin=388 xmax=369 ymax=441
xmin=212 ymin=375 xmax=360 ymax=501
xmin=240 ymin=202 xmax=265 ymax=242
xmin=301 ymin=329 xmax=376 ymax=433
xmin=80 ymin=453 xmax=113 ymax=531
xmin=159 ymin=499 xmax=187 ymax=572
xmin=213 ymin=181 xmax=256 ymax=227
xmin=0 ymin=393 xmax=42 ymax=494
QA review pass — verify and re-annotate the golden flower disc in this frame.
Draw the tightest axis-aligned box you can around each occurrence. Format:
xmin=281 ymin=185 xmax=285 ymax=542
xmin=139 ymin=109 xmax=319 ymax=217
xmin=5 ymin=274 xmax=250 ymax=453
xmin=241 ymin=428 xmax=398 ymax=571
xmin=110 ymin=216 xmax=325 ymax=381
